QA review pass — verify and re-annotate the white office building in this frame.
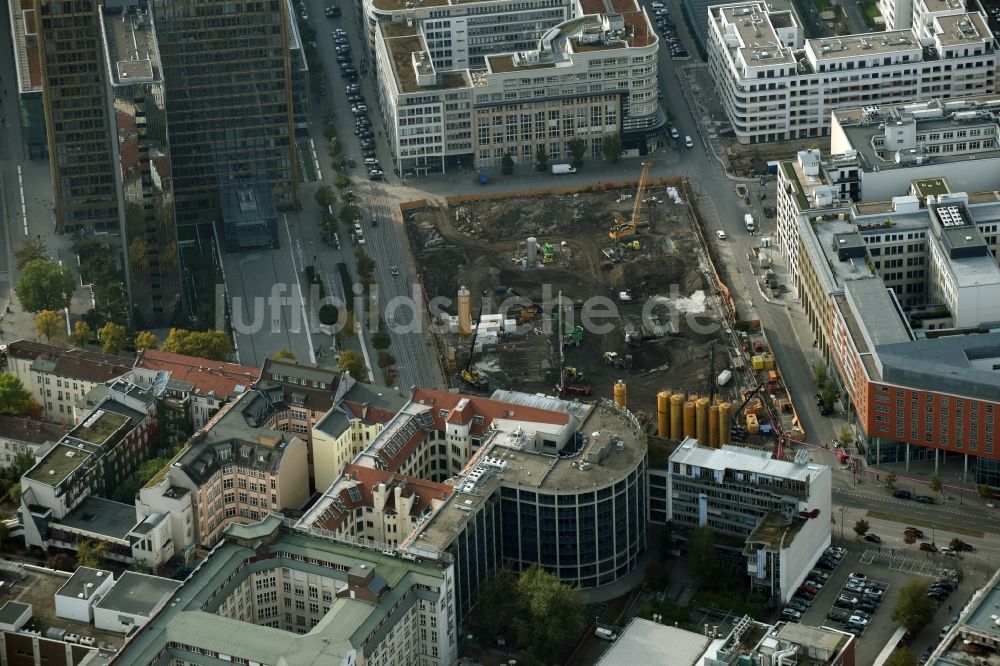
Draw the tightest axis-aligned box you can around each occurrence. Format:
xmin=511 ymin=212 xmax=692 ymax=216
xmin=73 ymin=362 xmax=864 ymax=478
xmin=707 ymin=0 xmax=997 ymax=144
xmin=666 ymin=440 xmax=832 ymax=603
xmin=370 ymin=0 xmax=663 ymax=174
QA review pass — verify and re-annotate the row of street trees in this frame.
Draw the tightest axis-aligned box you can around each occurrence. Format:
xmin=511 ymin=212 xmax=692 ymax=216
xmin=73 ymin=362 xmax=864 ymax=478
xmin=499 ymin=134 xmax=624 ymax=175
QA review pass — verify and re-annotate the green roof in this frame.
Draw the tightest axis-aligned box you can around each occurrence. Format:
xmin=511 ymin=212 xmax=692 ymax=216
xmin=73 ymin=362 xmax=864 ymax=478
xmin=70 ymin=409 xmax=129 ymax=445
xmin=26 ymin=443 xmax=89 ymax=486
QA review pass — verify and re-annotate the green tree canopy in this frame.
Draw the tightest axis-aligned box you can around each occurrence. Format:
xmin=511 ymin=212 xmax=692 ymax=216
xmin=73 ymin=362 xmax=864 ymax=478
xmin=71 ymin=320 xmax=93 ymax=347
xmin=535 ymin=146 xmax=549 ymax=171
xmin=884 ymin=471 xmax=898 ymax=490
xmin=892 ymin=579 xmax=935 ymax=632
xmin=853 ymin=519 xmax=870 ymax=538
xmin=135 ymin=331 xmax=160 ymax=351
xmin=76 ymin=540 xmax=107 ymax=569
xmin=272 ymin=349 xmax=296 ymax=360
xmin=568 ymin=138 xmax=587 ymax=169
xmin=14 ymin=237 xmax=47 ymax=271
xmin=162 ymin=328 xmax=232 ymax=361
xmin=337 ymin=349 xmax=368 ymax=382
xmin=514 ymin=566 xmax=585 ymax=665
xmin=887 ymin=647 xmax=918 ymax=666
xmin=0 ymin=374 xmax=32 ymax=416
xmin=15 ymin=258 xmax=75 ymax=312
xmin=501 ymin=152 xmax=514 ymax=175
xmin=602 ymin=134 xmax=623 ymax=163
xmin=930 ymin=474 xmax=943 ymax=494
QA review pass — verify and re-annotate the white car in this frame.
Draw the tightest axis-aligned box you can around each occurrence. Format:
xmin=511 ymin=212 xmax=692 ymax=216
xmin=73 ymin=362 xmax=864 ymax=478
xmin=685 ymin=135 xmax=694 ymax=149
xmin=390 ymin=265 xmax=399 ymax=276
xmin=848 ymin=615 xmax=869 ymax=626
xmin=716 ymin=230 xmax=727 ymax=240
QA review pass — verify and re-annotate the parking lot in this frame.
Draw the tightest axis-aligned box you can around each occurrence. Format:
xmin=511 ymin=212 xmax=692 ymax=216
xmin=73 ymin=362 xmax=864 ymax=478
xmin=786 ymin=544 xmax=977 ymax=664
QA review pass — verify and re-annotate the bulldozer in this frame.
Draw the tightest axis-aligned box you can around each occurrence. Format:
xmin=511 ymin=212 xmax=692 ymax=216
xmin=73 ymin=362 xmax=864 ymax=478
xmin=609 ymin=162 xmax=651 ymax=242
xmin=603 ymin=351 xmax=631 ymax=369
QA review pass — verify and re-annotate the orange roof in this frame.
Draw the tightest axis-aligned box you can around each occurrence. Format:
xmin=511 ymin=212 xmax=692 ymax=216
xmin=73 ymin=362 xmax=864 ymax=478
xmin=343 ymin=401 xmax=397 ymax=425
xmin=316 ymin=463 xmax=453 ymax=531
xmin=578 ymin=0 xmax=604 ymax=14
xmin=134 ymin=349 xmax=260 ymax=399
xmin=412 ymin=388 xmax=570 ymax=435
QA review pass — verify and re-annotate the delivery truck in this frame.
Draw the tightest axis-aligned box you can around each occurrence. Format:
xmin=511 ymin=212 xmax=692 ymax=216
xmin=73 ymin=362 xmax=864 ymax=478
xmin=551 ymin=163 xmax=576 ymax=175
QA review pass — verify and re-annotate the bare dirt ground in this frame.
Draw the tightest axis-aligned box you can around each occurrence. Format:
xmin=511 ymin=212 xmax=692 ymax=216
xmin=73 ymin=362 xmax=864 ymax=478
xmin=405 ymin=186 xmax=744 ymax=416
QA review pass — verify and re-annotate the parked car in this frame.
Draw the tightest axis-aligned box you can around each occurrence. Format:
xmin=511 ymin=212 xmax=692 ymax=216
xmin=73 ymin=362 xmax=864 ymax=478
xmin=848 ymin=572 xmax=867 ymax=581
xmin=916 ymin=496 xmax=935 ymax=504
xmin=827 ymin=610 xmax=850 ymax=622
xmin=815 ymin=559 xmax=836 ymax=571
xmin=895 ymin=490 xmax=913 ymax=500
xmin=781 ymin=608 xmax=802 ymax=621
xmin=716 ymin=230 xmax=727 ymax=240
xmin=798 ymin=584 xmax=819 ymax=596
xmin=835 ymin=595 xmax=858 ymax=608
xmin=919 ymin=542 xmax=938 ymax=553
xmin=940 ymin=547 xmax=959 ymax=558
xmin=848 ymin=615 xmax=869 ymax=627
xmin=864 ymin=533 xmax=882 ymax=543
xmin=857 ymin=600 xmax=878 ymax=613
xmin=684 ymin=135 xmax=694 ymax=149
xmin=809 ymin=570 xmax=830 ymax=582
xmin=787 ymin=600 xmax=808 ymax=613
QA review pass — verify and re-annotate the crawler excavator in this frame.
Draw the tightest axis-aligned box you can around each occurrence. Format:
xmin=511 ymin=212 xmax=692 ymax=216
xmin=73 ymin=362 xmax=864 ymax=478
xmin=609 ymin=161 xmax=652 ymax=242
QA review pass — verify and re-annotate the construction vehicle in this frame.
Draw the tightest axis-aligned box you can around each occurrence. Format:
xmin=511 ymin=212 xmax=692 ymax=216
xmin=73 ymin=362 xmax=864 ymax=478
xmin=460 ymin=291 xmax=490 ymax=391
xmin=542 ymin=243 xmax=555 ymax=263
xmin=728 ymin=382 xmax=765 ymax=442
xmin=609 ymin=162 xmax=651 ymax=242
xmin=603 ymin=351 xmax=630 ymax=369
xmin=559 ymin=368 xmax=591 ymax=396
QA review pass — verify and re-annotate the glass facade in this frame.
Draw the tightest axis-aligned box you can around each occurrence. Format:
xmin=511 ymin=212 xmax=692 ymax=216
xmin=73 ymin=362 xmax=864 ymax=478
xmin=499 ymin=455 xmax=647 ymax=588
xmin=449 ymin=495 xmax=503 ymax=620
xmin=101 ymin=5 xmax=181 ymax=326
xmin=37 ymin=0 xmax=119 ymax=234
xmin=152 ymin=0 xmax=298 ymax=223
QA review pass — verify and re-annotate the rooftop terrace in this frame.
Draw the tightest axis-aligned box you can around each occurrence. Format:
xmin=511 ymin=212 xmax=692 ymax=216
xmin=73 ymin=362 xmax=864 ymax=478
xmin=69 ymin=409 xmax=130 ymax=446
xmin=382 ymin=22 xmax=469 ymax=94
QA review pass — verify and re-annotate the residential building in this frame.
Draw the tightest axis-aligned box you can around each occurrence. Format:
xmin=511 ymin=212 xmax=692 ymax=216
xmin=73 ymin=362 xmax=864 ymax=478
xmin=662 ymin=440 xmax=832 ymax=603
xmin=151 ymin=0 xmax=299 ymax=221
xmin=370 ymin=0 xmax=663 ymax=174
xmin=707 ymin=0 xmax=997 ymax=144
xmin=139 ymin=389 xmax=310 ymax=549
xmin=0 ymin=416 xmax=66 ymax=469
xmin=99 ymin=3 xmax=181 ymax=325
xmin=130 ymin=348 xmax=261 ymax=431
xmin=20 ymin=379 xmax=159 ymax=561
xmin=5 ymin=340 xmax=132 ymax=425
xmin=774 ymin=101 xmax=1000 ymax=476
xmin=111 ymin=516 xmax=458 ymax=666
xmin=302 ymin=388 xmax=648 ymax=619
xmin=7 ymin=0 xmax=48 ymax=159
xmin=34 ymin=0 xmax=119 ymax=234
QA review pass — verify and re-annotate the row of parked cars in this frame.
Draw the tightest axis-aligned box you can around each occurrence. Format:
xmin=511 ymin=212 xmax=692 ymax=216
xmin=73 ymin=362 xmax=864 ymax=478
xmin=331 ymin=28 xmax=385 ymax=180
xmin=780 ymin=546 xmax=845 ymax=623
xmin=651 ymin=3 xmax=690 ymax=59
xmin=830 ymin=572 xmax=888 ymax=638
xmin=893 ymin=489 xmax=936 ymax=504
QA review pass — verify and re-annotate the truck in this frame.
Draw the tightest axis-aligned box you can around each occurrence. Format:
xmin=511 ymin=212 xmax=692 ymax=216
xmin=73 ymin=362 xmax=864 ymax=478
xmin=744 ymin=213 xmax=756 ymax=232
xmin=551 ymin=163 xmax=576 ymax=175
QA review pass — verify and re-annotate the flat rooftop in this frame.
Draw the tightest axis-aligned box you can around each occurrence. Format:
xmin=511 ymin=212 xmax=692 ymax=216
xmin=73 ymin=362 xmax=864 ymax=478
xmin=671 ymin=441 xmax=827 ymax=483
xmin=934 ymin=12 xmax=990 ymax=47
xmin=26 ymin=443 xmax=91 ymax=486
xmin=9 ymin=0 xmax=42 ymax=93
xmin=94 ymin=571 xmax=180 ymax=617
xmin=877 ymin=332 xmax=1000 ymax=400
xmin=60 ymin=497 xmax=140 ymax=541
xmin=714 ymin=4 xmax=796 ymax=67
xmin=381 ymin=22 xmax=469 ymax=94
xmin=56 ymin=567 xmax=114 ymax=601
xmin=596 ymin=617 xmax=711 ymax=665
xmin=808 ymin=31 xmax=919 ymax=60
xmin=746 ymin=510 xmax=806 ymax=550
xmin=101 ymin=6 xmax=161 ymax=84
xmin=68 ymin=409 xmax=130 ymax=446
xmin=844 ymin=278 xmax=912 ymax=348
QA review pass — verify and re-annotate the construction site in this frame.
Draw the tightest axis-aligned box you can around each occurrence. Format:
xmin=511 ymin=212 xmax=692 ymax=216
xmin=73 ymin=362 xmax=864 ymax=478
xmin=402 ymin=165 xmax=799 ymax=454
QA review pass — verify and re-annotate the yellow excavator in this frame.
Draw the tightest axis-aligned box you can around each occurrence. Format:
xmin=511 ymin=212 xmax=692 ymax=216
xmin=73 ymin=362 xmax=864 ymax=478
xmin=461 ymin=291 xmax=489 ymax=391
xmin=609 ymin=161 xmax=652 ymax=242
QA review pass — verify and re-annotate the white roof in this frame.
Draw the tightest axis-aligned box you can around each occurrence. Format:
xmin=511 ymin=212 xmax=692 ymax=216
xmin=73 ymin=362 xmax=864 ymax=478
xmin=669 ymin=440 xmax=825 ymax=482
xmin=596 ymin=618 xmax=711 ymax=665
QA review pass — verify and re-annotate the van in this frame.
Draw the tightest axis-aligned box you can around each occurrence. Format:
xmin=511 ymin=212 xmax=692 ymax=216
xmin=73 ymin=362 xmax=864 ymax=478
xmin=594 ymin=627 xmax=617 ymax=641
xmin=744 ymin=213 xmax=755 ymax=232
xmin=651 ymin=2 xmax=664 ymax=8
xmin=364 ymin=157 xmax=378 ymax=166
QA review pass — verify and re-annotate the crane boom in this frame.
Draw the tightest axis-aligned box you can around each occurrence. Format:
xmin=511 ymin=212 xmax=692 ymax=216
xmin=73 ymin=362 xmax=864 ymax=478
xmin=630 ymin=161 xmax=651 ymax=226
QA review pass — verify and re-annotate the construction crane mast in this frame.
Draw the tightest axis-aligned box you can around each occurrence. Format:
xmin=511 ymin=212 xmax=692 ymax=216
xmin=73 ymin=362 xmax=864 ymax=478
xmin=609 ymin=161 xmax=652 ymax=241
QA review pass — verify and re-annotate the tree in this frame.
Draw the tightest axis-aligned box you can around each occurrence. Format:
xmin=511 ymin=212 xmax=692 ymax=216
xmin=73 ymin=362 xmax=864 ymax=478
xmin=886 ymin=647 xmax=918 ymax=666
xmin=978 ymin=484 xmax=993 ymax=499
xmin=467 ymin=569 xmax=519 ymax=644
xmin=339 ymin=204 xmax=361 ymax=226
xmin=71 ymin=320 xmax=93 ymax=347
xmin=15 ymin=258 xmax=75 ymax=312
xmin=272 ymin=349 xmax=296 ymax=360
xmin=501 ymin=152 xmax=514 ymax=175
xmin=35 ymin=310 xmax=62 ymax=344
xmin=315 ymin=184 xmax=337 ymax=207
xmin=535 ymin=145 xmax=549 ymax=172
xmin=930 ymin=474 xmax=943 ymax=494
xmin=568 ymin=138 xmax=587 ymax=169
xmin=892 ymin=579 xmax=935 ymax=632
xmin=812 ymin=363 xmax=828 ymax=386
xmin=513 ymin=566 xmax=585 ymax=665
xmin=853 ymin=519 xmax=870 ymax=538
xmin=0 ymin=374 xmax=32 ymax=416
xmin=337 ymin=349 xmax=368 ymax=382
xmin=377 ymin=351 xmax=396 ymax=368
xmin=134 ymin=331 xmax=160 ymax=351
xmin=687 ymin=525 xmax=737 ymax=591
xmin=99 ymin=322 xmax=127 ymax=355
xmin=949 ymin=538 xmax=967 ymax=552
xmin=820 ymin=380 xmax=838 ymax=411
xmin=334 ymin=174 xmax=351 ymax=190
xmin=355 ymin=251 xmax=375 ymax=279
xmin=838 ymin=426 xmax=854 ymax=447
xmin=903 ymin=531 xmax=916 ymax=545
xmin=162 ymin=329 xmax=232 ymax=361
xmin=371 ymin=331 xmax=391 ymax=350
xmin=76 ymin=540 xmax=108 ymax=569
xmin=14 ymin=237 xmax=47 ymax=271
xmin=884 ymin=471 xmax=897 ymax=490
xmin=46 ymin=553 xmax=73 ymax=571
xmin=602 ymin=133 xmax=623 ymax=162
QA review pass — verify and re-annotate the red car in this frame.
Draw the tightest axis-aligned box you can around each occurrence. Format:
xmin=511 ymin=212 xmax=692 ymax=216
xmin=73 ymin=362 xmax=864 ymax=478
xmin=919 ymin=542 xmax=938 ymax=553
xmin=905 ymin=527 xmax=925 ymax=538
xmin=798 ymin=584 xmax=819 ymax=596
